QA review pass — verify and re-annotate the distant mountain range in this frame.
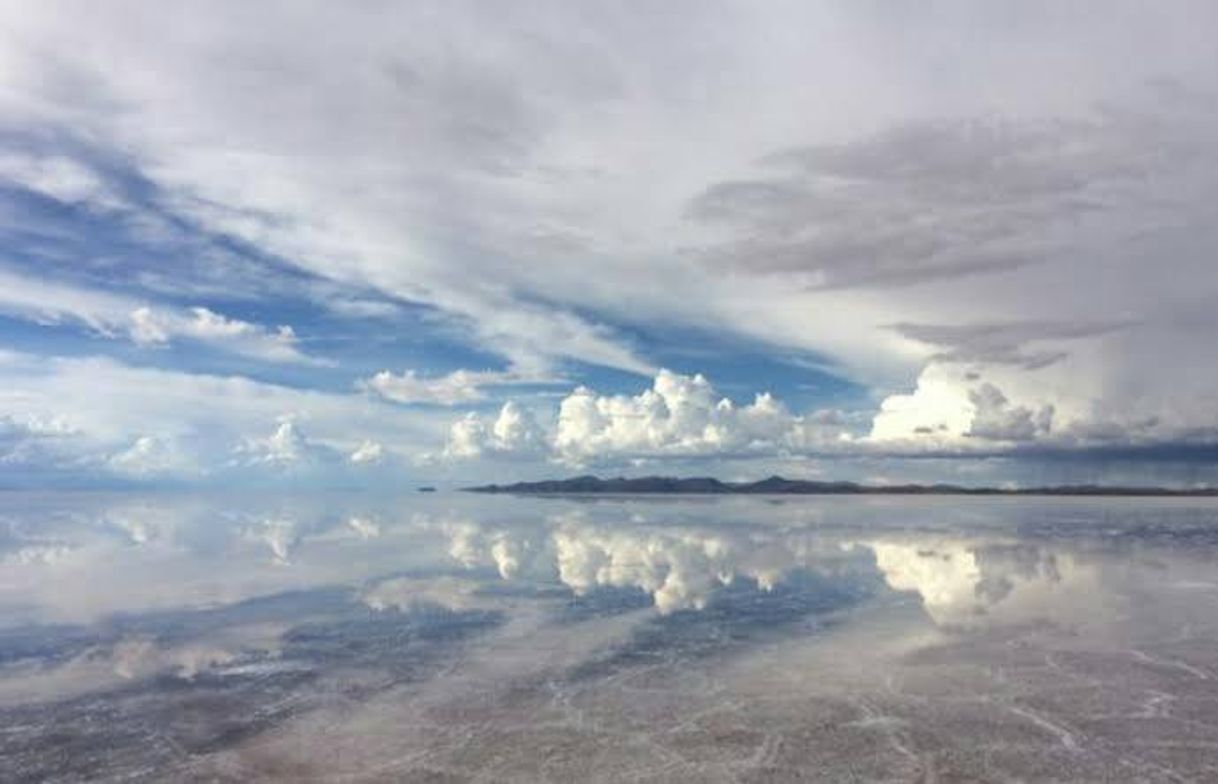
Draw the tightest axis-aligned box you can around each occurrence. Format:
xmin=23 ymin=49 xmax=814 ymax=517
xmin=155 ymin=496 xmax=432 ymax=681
xmin=466 ymin=475 xmax=1218 ymax=497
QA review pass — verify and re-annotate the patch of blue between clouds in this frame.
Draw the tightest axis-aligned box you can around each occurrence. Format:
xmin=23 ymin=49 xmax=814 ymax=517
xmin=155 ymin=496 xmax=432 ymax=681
xmin=587 ymin=317 xmax=869 ymax=413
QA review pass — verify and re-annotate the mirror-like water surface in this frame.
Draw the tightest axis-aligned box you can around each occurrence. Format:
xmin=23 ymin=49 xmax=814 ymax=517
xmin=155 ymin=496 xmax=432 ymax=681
xmin=5 ymin=492 xmax=1218 ymax=782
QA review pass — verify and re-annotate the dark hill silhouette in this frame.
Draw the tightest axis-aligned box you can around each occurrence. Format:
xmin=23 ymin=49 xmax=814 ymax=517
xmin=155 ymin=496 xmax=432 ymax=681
xmin=466 ymin=475 xmax=1218 ymax=497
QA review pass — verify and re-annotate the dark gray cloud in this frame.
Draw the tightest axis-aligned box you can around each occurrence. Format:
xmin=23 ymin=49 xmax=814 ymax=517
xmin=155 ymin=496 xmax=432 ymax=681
xmin=965 ymin=383 xmax=1053 ymax=442
xmin=685 ymin=97 xmax=1214 ymax=289
xmin=887 ymin=320 xmax=1134 ymax=370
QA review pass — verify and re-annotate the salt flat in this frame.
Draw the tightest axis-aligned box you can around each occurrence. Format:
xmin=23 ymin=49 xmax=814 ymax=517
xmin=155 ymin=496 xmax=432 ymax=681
xmin=4 ymin=493 xmax=1218 ymax=782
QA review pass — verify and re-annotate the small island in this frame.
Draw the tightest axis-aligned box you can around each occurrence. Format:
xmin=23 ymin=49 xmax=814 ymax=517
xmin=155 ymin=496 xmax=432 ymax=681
xmin=466 ymin=475 xmax=1218 ymax=497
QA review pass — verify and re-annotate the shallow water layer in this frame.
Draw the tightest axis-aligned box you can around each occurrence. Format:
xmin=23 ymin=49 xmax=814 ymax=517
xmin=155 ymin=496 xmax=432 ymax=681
xmin=4 ymin=492 xmax=1218 ymax=782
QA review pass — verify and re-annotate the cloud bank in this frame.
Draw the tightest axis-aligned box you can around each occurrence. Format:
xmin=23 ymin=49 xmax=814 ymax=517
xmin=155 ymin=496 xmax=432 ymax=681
xmin=2 ymin=2 xmax=1218 ymax=482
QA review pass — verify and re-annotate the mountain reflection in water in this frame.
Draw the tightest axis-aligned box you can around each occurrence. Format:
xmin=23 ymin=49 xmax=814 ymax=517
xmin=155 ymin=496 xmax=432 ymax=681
xmin=3 ymin=493 xmax=1218 ymax=781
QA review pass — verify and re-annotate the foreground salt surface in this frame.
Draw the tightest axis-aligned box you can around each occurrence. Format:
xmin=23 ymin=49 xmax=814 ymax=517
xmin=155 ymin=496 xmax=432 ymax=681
xmin=4 ymin=495 xmax=1218 ymax=781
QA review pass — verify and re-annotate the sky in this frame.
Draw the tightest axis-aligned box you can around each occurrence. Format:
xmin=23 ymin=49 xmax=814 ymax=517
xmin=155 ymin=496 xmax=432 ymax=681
xmin=2 ymin=0 xmax=1218 ymax=487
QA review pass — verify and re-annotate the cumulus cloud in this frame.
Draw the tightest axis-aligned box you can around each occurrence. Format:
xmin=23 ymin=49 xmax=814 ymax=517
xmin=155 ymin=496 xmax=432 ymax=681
xmin=107 ymin=435 xmax=199 ymax=478
xmin=437 ymin=512 xmax=860 ymax=614
xmin=433 ymin=514 xmax=1098 ymax=621
xmin=866 ymin=336 xmax=1218 ymax=456
xmin=443 ymin=401 xmax=547 ymax=460
xmin=443 ymin=370 xmax=849 ymax=465
xmin=231 ymin=420 xmax=399 ymax=480
xmin=869 ymin=366 xmax=1060 ymax=450
xmin=0 ymin=350 xmax=442 ymax=484
xmin=865 ymin=538 xmax=1097 ymax=628
xmin=442 ymin=363 xmax=1218 ymax=465
xmin=441 ymin=518 xmax=533 ymax=580
xmin=965 ymin=384 xmax=1054 ymax=442
xmin=552 ymin=523 xmax=736 ymax=613
xmin=232 ymin=419 xmax=335 ymax=472
xmin=554 ymin=370 xmax=831 ymax=462
xmin=868 ymin=364 xmax=980 ymax=448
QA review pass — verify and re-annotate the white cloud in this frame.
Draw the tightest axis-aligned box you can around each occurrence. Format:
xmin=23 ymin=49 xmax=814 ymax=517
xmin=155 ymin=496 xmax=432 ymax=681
xmin=0 ymin=266 xmax=320 ymax=365
xmin=245 ymin=517 xmax=299 ymax=565
xmin=868 ymin=364 xmax=978 ymax=448
xmin=440 ymin=519 xmax=532 ymax=580
xmin=0 ymin=349 xmax=444 ymax=482
xmin=0 ymin=151 xmax=117 ymax=207
xmin=552 ymin=524 xmax=735 ymax=614
xmin=553 ymin=370 xmax=821 ymax=462
xmin=233 ymin=418 xmax=393 ymax=474
xmin=443 ymin=401 xmax=547 ymax=460
xmin=444 ymin=361 xmax=1218 ymax=466
xmin=867 ymin=365 xmax=1074 ymax=451
xmin=867 ymin=339 xmax=1218 ymax=454
xmin=0 ymin=630 xmax=279 ymax=705
xmin=110 ymin=638 xmax=236 ymax=681
xmin=346 ymin=516 xmax=381 ymax=539
xmin=444 ymin=414 xmax=490 ymax=460
xmin=107 ymin=435 xmax=199 ymax=478
xmin=436 ymin=512 xmax=861 ymax=614
xmin=0 ymin=266 xmax=135 ymax=333
xmin=442 ymin=370 xmax=849 ymax=465
xmin=130 ymin=306 xmax=313 ymax=365
xmin=362 ymin=368 xmax=524 ymax=406
xmin=490 ymin=401 xmax=547 ymax=455
xmin=348 ymin=440 xmax=385 ymax=465
xmin=234 ymin=419 xmax=324 ymax=470
xmin=864 ymin=538 xmax=1098 ymax=628
xmin=362 ymin=576 xmax=495 ymax=613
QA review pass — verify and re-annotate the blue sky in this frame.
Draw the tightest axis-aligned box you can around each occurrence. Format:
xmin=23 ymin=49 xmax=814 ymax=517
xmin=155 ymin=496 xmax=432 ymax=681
xmin=2 ymin=1 xmax=1218 ymax=487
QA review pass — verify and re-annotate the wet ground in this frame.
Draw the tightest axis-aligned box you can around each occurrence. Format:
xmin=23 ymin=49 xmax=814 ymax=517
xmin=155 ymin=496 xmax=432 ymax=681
xmin=4 ymin=492 xmax=1218 ymax=781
